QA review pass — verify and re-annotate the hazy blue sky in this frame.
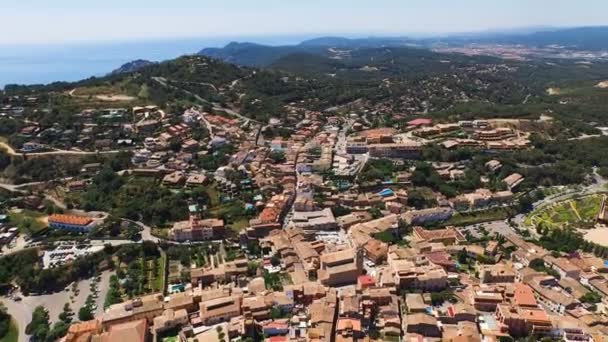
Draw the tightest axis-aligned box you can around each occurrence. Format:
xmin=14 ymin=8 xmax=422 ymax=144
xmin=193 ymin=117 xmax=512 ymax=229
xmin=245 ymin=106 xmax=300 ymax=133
xmin=2 ymin=0 xmax=608 ymax=44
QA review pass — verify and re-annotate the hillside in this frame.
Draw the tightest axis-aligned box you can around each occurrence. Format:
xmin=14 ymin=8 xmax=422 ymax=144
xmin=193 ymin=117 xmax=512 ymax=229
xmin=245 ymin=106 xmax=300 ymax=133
xmin=4 ymin=43 xmax=608 ymax=127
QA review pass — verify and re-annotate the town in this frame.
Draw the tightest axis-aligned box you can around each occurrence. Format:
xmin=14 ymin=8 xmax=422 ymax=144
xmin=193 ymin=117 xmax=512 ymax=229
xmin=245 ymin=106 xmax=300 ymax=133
xmin=1 ymin=88 xmax=608 ymax=342
xmin=3 ymin=17 xmax=608 ymax=342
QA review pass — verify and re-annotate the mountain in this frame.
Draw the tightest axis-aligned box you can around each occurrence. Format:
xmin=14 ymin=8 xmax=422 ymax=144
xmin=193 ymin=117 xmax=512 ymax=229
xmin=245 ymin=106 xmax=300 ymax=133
xmin=110 ymin=59 xmax=156 ymax=75
xmin=199 ymin=37 xmax=416 ymax=67
xmin=199 ymin=27 xmax=608 ymax=68
xmin=199 ymin=42 xmax=306 ymax=67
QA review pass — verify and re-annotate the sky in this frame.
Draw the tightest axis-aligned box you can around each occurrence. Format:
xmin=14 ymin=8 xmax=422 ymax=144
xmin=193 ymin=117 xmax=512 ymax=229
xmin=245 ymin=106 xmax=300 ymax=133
xmin=2 ymin=0 xmax=608 ymax=45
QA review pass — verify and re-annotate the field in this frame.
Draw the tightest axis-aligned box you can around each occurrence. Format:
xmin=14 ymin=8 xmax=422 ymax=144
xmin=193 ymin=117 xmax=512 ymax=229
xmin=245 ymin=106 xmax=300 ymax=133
xmin=525 ymin=195 xmax=602 ymax=229
xmin=8 ymin=209 xmax=48 ymax=235
xmin=444 ymin=207 xmax=514 ymax=226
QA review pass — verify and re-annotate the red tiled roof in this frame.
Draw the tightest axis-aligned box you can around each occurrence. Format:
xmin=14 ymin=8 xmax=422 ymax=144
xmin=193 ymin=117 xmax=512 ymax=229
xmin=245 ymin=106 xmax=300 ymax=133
xmin=48 ymin=214 xmax=93 ymax=226
xmin=269 ymin=336 xmax=288 ymax=342
xmin=514 ymin=283 xmax=537 ymax=307
xmin=358 ymin=275 xmax=375 ymax=286
xmin=407 ymin=118 xmax=433 ymax=126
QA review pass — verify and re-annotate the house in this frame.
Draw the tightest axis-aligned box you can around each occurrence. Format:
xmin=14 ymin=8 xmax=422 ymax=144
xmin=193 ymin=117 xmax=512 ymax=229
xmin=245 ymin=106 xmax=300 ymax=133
xmin=495 ymin=304 xmax=552 ymax=338
xmin=546 ymin=256 xmax=582 ymax=280
xmin=199 ymin=295 xmax=242 ymax=325
xmin=480 ymin=264 xmax=516 ymax=284
xmin=406 ymin=313 xmax=441 ymax=338
xmin=412 ymin=226 xmax=465 ymax=245
xmin=170 ymin=218 xmax=225 ymax=242
xmin=152 ymin=309 xmax=188 ymax=333
xmin=162 ymin=171 xmax=186 ymax=187
xmin=99 ymin=319 xmax=148 ymax=342
xmin=407 ymin=118 xmax=433 ymax=127
xmin=48 ymin=214 xmax=96 ymax=233
xmin=503 ymin=173 xmax=524 ymax=190
xmin=186 ymin=174 xmax=207 ymax=187
xmin=485 ymin=159 xmax=503 ymax=172
xmin=67 ymin=180 xmax=87 ymax=192
xmin=405 ymin=293 xmax=427 ymax=313
xmin=64 ymin=320 xmax=102 ymax=342
xmin=101 ymin=293 xmax=164 ymax=328
xmin=291 ymin=208 xmax=337 ymax=232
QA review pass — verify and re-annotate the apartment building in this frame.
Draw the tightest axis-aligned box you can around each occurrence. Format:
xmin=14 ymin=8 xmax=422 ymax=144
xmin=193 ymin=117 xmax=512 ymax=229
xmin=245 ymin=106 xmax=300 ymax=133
xmin=318 ymin=248 xmax=363 ymax=287
xmin=169 ymin=217 xmax=225 ymax=242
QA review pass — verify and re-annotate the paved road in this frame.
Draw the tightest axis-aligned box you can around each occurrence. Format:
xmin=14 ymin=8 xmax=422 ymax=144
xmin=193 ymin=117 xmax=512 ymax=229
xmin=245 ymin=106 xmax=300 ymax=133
xmin=121 ymin=219 xmax=160 ymax=243
xmin=0 ymin=141 xmax=121 ymax=157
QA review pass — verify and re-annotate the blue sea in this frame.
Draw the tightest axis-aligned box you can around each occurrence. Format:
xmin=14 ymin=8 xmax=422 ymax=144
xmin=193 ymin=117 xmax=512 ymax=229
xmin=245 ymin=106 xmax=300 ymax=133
xmin=0 ymin=35 xmax=314 ymax=88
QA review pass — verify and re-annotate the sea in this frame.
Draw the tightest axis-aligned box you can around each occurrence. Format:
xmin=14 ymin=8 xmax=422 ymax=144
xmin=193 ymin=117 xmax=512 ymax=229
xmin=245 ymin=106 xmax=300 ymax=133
xmin=0 ymin=35 xmax=314 ymax=89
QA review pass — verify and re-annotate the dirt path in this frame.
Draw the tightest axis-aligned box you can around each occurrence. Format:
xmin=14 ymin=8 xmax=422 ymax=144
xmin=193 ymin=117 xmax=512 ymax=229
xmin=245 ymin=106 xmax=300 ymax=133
xmin=569 ymin=200 xmax=583 ymax=220
xmin=0 ymin=141 xmax=16 ymax=155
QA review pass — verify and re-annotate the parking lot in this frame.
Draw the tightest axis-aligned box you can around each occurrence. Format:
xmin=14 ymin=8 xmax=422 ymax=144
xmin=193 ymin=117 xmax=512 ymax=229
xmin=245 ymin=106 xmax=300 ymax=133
xmin=2 ymin=270 xmax=112 ymax=342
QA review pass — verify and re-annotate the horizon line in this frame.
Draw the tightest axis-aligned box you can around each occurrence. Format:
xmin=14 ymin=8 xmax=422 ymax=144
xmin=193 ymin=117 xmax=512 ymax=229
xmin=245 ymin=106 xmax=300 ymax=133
xmin=0 ymin=24 xmax=600 ymax=47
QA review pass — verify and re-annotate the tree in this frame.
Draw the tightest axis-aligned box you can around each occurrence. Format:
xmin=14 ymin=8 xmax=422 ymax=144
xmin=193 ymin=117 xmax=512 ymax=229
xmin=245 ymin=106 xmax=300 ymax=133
xmin=78 ymin=305 xmax=94 ymax=322
xmin=0 ymin=303 xmax=11 ymax=339
xmin=269 ymin=150 xmax=286 ymax=164
xmin=48 ymin=321 xmax=69 ymax=340
xmin=26 ymin=306 xmax=50 ymax=342
xmin=58 ymin=303 xmax=73 ymax=324
xmin=270 ymin=255 xmax=281 ymax=267
xmin=529 ymin=258 xmax=545 ymax=271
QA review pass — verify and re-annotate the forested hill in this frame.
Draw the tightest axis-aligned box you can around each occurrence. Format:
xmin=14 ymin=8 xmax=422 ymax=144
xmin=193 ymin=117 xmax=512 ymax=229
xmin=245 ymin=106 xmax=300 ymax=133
xmin=5 ymin=44 xmax=608 ymax=126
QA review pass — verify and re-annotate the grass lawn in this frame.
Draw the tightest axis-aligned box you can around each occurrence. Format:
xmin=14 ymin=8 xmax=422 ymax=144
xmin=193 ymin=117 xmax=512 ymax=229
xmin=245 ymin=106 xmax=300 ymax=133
xmin=445 ymin=207 xmax=513 ymax=226
xmin=152 ymin=228 xmax=169 ymax=239
xmin=229 ymin=218 xmax=250 ymax=232
xmin=8 ymin=209 xmax=48 ymax=235
xmin=0 ymin=318 xmax=18 ymax=342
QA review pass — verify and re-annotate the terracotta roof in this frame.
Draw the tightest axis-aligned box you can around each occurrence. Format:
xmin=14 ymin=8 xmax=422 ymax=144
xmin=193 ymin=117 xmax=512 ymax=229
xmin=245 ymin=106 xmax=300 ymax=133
xmin=102 ymin=319 xmax=147 ymax=342
xmin=49 ymin=214 xmax=93 ymax=226
xmin=513 ymin=283 xmax=537 ymax=307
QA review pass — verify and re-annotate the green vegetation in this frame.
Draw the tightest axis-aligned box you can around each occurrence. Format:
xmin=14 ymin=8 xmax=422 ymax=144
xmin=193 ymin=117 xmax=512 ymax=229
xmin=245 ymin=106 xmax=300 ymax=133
xmin=116 ymin=242 xmax=164 ymax=297
xmin=445 ymin=207 xmax=515 ymax=226
xmin=580 ymin=291 xmax=602 ymax=304
xmin=430 ymin=290 xmax=458 ymax=306
xmin=529 ymin=259 xmax=561 ymax=279
xmin=26 ymin=306 xmax=50 ymax=342
xmin=0 ymin=318 xmax=17 ymax=342
xmin=525 ymin=195 xmax=601 ymax=230
xmin=78 ymin=167 xmax=188 ymax=226
xmin=359 ymin=158 xmax=406 ymax=183
xmin=0 ymin=304 xmax=13 ymax=342
xmin=0 ymin=247 xmax=109 ymax=295
xmin=8 ymin=209 xmax=47 ymax=235
xmin=263 ymin=270 xmax=283 ymax=291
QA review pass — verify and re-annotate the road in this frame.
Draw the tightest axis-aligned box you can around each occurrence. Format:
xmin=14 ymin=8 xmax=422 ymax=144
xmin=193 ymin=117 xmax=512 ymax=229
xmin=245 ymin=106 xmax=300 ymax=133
xmin=0 ymin=141 xmax=122 ymax=157
xmin=121 ymin=219 xmax=160 ymax=243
